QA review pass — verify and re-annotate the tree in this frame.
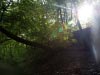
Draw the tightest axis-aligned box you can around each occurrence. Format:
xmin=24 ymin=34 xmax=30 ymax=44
xmin=0 ymin=0 xmax=85 ymax=74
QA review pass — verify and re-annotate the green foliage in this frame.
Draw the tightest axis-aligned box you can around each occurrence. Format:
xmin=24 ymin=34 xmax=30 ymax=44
xmin=0 ymin=0 xmax=81 ymax=74
xmin=0 ymin=39 xmax=26 ymax=64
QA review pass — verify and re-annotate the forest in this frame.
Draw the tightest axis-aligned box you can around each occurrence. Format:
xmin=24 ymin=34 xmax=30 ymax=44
xmin=0 ymin=0 xmax=100 ymax=75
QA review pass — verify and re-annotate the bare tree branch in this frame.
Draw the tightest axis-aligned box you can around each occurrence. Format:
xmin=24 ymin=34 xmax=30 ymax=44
xmin=0 ymin=0 xmax=50 ymax=50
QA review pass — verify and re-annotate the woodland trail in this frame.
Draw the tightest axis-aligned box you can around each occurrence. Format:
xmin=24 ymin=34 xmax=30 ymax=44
xmin=36 ymin=46 xmax=100 ymax=75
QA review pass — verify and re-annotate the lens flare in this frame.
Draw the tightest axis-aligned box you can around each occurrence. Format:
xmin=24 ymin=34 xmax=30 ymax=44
xmin=91 ymin=3 xmax=100 ymax=63
xmin=92 ymin=45 xmax=98 ymax=62
xmin=78 ymin=3 xmax=93 ymax=24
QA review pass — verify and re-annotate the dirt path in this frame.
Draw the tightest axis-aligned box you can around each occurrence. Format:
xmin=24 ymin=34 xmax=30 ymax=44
xmin=35 ymin=47 xmax=100 ymax=75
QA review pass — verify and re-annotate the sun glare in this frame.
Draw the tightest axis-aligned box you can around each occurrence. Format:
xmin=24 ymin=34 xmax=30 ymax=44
xmin=78 ymin=3 xmax=93 ymax=24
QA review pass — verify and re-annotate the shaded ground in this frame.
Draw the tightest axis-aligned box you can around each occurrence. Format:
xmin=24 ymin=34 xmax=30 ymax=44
xmin=0 ymin=45 xmax=100 ymax=75
xmin=35 ymin=46 xmax=100 ymax=75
